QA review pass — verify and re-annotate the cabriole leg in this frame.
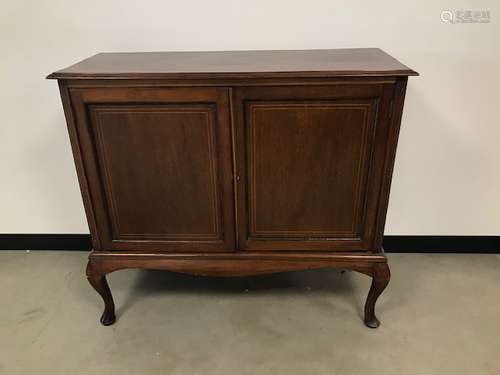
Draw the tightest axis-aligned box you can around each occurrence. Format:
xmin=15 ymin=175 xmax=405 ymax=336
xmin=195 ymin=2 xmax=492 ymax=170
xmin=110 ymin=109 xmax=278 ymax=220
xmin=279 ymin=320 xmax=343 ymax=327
xmin=364 ymin=262 xmax=391 ymax=328
xmin=86 ymin=260 xmax=116 ymax=326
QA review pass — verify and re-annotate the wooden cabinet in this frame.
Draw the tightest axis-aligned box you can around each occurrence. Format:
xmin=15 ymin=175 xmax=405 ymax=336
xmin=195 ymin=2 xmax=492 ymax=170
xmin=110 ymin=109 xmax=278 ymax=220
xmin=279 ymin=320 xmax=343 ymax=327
xmin=48 ymin=49 xmax=417 ymax=327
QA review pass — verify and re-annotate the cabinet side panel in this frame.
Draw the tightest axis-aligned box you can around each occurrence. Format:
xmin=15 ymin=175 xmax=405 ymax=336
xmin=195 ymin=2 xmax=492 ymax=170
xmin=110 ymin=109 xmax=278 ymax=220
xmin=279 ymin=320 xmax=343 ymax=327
xmin=372 ymin=77 xmax=408 ymax=251
xmin=58 ymin=80 xmax=101 ymax=248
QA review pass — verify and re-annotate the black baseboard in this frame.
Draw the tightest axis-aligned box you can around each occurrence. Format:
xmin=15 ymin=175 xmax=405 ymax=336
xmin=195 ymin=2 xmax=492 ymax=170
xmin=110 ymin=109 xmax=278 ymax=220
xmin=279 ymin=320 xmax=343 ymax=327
xmin=0 ymin=234 xmax=92 ymax=251
xmin=0 ymin=234 xmax=498 ymax=253
xmin=383 ymin=235 xmax=499 ymax=253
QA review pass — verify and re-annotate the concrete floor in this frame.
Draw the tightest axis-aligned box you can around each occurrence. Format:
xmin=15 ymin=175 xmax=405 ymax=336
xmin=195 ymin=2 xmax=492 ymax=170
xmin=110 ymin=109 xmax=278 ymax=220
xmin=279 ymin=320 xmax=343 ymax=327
xmin=0 ymin=251 xmax=499 ymax=374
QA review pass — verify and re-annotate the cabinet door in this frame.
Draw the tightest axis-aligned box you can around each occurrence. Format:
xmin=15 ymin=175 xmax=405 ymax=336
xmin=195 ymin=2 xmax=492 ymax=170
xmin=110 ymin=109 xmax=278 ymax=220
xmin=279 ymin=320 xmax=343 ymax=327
xmin=233 ymin=84 xmax=395 ymax=251
xmin=69 ymin=87 xmax=235 ymax=251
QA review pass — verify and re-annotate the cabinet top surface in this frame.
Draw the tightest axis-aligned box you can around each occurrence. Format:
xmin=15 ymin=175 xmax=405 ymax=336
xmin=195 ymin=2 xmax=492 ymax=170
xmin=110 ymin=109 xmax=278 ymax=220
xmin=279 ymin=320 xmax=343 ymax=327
xmin=47 ymin=48 xmax=418 ymax=80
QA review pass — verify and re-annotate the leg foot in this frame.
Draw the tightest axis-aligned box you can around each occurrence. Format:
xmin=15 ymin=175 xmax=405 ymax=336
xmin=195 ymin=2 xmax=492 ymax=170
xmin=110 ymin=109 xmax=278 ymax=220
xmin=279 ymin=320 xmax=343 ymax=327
xmin=86 ymin=260 xmax=116 ymax=326
xmin=364 ymin=315 xmax=381 ymax=329
xmin=364 ymin=262 xmax=390 ymax=328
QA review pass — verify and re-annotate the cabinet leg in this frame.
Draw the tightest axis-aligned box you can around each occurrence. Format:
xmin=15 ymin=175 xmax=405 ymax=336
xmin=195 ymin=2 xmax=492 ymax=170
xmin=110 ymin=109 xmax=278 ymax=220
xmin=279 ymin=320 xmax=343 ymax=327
xmin=363 ymin=262 xmax=390 ymax=328
xmin=86 ymin=260 xmax=116 ymax=326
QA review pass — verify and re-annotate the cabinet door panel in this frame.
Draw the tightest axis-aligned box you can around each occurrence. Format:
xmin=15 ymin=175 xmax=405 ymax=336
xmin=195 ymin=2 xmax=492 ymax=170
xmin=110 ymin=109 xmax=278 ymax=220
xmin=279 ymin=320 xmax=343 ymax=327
xmin=233 ymin=85 xmax=394 ymax=251
xmin=70 ymin=87 xmax=235 ymax=251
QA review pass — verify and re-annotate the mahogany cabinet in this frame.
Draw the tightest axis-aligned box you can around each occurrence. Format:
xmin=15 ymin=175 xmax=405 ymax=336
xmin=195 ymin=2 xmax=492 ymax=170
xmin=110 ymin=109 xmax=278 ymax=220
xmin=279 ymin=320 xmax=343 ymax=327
xmin=48 ymin=49 xmax=417 ymax=327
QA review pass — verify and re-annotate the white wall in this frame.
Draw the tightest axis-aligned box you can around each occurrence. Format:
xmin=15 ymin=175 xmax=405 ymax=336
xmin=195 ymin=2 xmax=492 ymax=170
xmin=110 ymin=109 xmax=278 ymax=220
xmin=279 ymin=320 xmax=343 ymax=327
xmin=1 ymin=0 xmax=499 ymax=234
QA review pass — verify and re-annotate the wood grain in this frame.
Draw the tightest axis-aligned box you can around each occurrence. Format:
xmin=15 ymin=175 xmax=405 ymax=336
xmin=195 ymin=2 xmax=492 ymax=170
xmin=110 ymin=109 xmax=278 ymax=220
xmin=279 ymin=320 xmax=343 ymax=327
xmin=69 ymin=87 xmax=236 ymax=251
xmin=48 ymin=49 xmax=418 ymax=80
xmin=232 ymin=84 xmax=393 ymax=251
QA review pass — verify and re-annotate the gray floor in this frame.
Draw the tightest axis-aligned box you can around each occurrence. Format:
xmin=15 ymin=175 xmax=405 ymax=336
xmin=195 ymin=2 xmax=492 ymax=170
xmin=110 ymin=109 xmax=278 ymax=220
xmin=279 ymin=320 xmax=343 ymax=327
xmin=1 ymin=251 xmax=499 ymax=374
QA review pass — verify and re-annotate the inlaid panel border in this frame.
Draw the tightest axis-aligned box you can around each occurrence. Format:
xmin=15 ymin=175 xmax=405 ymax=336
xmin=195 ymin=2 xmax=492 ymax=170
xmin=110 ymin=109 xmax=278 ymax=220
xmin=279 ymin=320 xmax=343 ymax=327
xmin=245 ymin=100 xmax=376 ymax=239
xmin=88 ymin=104 xmax=221 ymax=241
